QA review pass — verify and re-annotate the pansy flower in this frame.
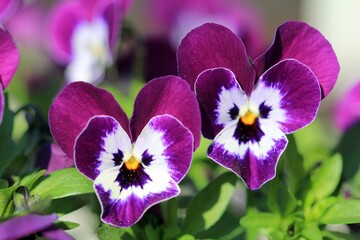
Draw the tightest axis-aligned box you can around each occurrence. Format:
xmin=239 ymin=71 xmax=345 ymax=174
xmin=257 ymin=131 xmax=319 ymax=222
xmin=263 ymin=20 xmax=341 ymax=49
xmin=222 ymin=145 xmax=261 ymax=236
xmin=0 ymin=28 xmax=19 ymax=124
xmin=47 ymin=0 xmax=131 ymax=84
xmin=130 ymin=0 xmax=266 ymax=81
xmin=334 ymin=81 xmax=360 ymax=132
xmin=177 ymin=22 xmax=340 ymax=190
xmin=49 ymin=76 xmax=201 ymax=227
xmin=0 ymin=214 xmax=73 ymax=240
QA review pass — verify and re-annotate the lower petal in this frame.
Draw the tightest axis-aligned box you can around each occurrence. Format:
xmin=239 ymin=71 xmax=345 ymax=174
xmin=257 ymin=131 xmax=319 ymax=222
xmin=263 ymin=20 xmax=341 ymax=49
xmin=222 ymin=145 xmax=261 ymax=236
xmin=94 ymin=167 xmax=180 ymax=227
xmin=208 ymin=120 xmax=288 ymax=190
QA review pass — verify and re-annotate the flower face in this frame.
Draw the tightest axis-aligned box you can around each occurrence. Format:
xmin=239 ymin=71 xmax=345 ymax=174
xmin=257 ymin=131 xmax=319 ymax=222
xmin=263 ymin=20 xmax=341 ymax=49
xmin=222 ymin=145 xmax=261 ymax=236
xmin=49 ymin=76 xmax=201 ymax=227
xmin=177 ymin=22 xmax=340 ymax=190
xmin=0 ymin=28 xmax=19 ymax=124
xmin=48 ymin=0 xmax=130 ymax=84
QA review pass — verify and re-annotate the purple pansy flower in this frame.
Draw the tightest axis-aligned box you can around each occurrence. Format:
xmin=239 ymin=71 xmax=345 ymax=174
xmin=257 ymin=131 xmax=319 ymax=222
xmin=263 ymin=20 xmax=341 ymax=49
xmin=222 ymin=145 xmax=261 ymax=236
xmin=47 ymin=0 xmax=131 ymax=84
xmin=177 ymin=22 xmax=340 ymax=190
xmin=0 ymin=0 xmax=21 ymax=23
xmin=334 ymin=81 xmax=360 ymax=132
xmin=0 ymin=28 xmax=19 ymax=124
xmin=131 ymin=0 xmax=266 ymax=81
xmin=49 ymin=76 xmax=201 ymax=227
xmin=0 ymin=214 xmax=73 ymax=240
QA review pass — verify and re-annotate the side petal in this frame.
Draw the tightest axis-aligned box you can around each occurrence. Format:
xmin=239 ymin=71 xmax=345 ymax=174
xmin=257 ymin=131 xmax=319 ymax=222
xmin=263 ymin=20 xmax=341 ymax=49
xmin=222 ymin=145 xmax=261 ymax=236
xmin=195 ymin=67 xmax=248 ymax=139
xmin=94 ymin=115 xmax=192 ymax=227
xmin=130 ymin=75 xmax=201 ymax=149
xmin=0 ymin=214 xmax=57 ymax=239
xmin=0 ymin=28 xmax=19 ymax=89
xmin=75 ymin=115 xmax=132 ymax=180
xmin=208 ymin=120 xmax=288 ymax=190
xmin=250 ymin=59 xmax=321 ymax=134
xmin=177 ymin=22 xmax=256 ymax=94
xmin=253 ymin=21 xmax=340 ymax=98
xmin=49 ymin=82 xmax=129 ymax=159
xmin=47 ymin=0 xmax=86 ymax=64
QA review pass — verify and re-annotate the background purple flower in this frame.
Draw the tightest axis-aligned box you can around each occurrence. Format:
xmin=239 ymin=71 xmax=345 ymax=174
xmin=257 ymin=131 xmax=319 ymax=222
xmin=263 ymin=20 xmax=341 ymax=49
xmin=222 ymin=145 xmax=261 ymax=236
xmin=128 ymin=0 xmax=266 ymax=81
xmin=334 ymin=81 xmax=360 ymax=132
xmin=47 ymin=0 xmax=131 ymax=84
xmin=0 ymin=214 xmax=73 ymax=240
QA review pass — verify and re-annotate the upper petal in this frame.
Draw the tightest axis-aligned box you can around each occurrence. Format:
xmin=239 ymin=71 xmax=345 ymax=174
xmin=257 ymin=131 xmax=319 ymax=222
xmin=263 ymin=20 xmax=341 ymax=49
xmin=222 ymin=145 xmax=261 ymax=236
xmin=47 ymin=0 xmax=87 ymax=64
xmin=250 ymin=59 xmax=321 ymax=134
xmin=208 ymin=119 xmax=288 ymax=190
xmin=49 ymin=82 xmax=129 ymax=159
xmin=177 ymin=22 xmax=256 ymax=95
xmin=130 ymin=75 xmax=201 ymax=149
xmin=0 ymin=28 xmax=19 ymax=89
xmin=253 ymin=21 xmax=340 ymax=98
xmin=195 ymin=67 xmax=248 ymax=139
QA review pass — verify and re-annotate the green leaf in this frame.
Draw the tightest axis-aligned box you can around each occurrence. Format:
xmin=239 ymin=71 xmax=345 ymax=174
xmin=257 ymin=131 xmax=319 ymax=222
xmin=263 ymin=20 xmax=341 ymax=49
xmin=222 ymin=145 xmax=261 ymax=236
xmin=306 ymin=154 xmax=342 ymax=205
xmin=0 ymin=185 xmax=16 ymax=217
xmin=281 ymin=134 xmax=305 ymax=194
xmin=20 ymin=170 xmax=46 ymax=189
xmin=55 ymin=221 xmax=80 ymax=230
xmin=0 ymin=179 xmax=9 ymax=189
xmin=178 ymin=234 xmax=195 ymax=240
xmin=268 ymin=178 xmax=297 ymax=217
xmin=240 ymin=212 xmax=281 ymax=229
xmin=31 ymin=168 xmax=94 ymax=199
xmin=0 ymin=105 xmax=16 ymax=177
xmin=97 ymin=224 xmax=126 ymax=239
xmin=320 ymin=199 xmax=360 ymax=224
xmin=183 ymin=172 xmax=237 ymax=234
xmin=301 ymin=222 xmax=322 ymax=240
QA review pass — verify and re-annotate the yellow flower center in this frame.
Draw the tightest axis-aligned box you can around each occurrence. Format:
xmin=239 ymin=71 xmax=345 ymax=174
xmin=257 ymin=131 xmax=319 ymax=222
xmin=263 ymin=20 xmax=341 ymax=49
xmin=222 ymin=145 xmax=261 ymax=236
xmin=240 ymin=111 xmax=258 ymax=125
xmin=125 ymin=156 xmax=140 ymax=170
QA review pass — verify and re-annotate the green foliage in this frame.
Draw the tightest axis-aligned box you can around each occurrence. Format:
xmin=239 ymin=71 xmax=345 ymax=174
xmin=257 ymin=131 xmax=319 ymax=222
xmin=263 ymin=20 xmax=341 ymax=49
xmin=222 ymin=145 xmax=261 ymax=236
xmin=31 ymin=168 xmax=93 ymax=199
xmin=183 ymin=172 xmax=237 ymax=235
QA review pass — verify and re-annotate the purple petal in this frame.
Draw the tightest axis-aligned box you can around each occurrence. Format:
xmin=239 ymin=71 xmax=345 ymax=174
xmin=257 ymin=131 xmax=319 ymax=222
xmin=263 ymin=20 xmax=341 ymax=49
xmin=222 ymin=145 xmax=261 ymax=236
xmin=49 ymin=82 xmax=129 ymax=160
xmin=75 ymin=115 xmax=132 ymax=180
xmin=47 ymin=0 xmax=87 ymax=64
xmin=46 ymin=144 xmax=74 ymax=174
xmin=94 ymin=0 xmax=129 ymax=51
xmin=253 ymin=21 xmax=340 ymax=98
xmin=42 ymin=227 xmax=74 ymax=240
xmin=251 ymin=59 xmax=321 ymax=134
xmin=177 ymin=23 xmax=255 ymax=94
xmin=208 ymin=120 xmax=288 ymax=190
xmin=0 ymin=28 xmax=19 ymax=89
xmin=94 ymin=115 xmax=192 ymax=227
xmin=0 ymin=214 xmax=57 ymax=239
xmin=195 ymin=67 xmax=248 ymax=139
xmin=334 ymin=81 xmax=360 ymax=132
xmin=0 ymin=0 xmax=20 ymax=22
xmin=130 ymin=75 xmax=201 ymax=149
